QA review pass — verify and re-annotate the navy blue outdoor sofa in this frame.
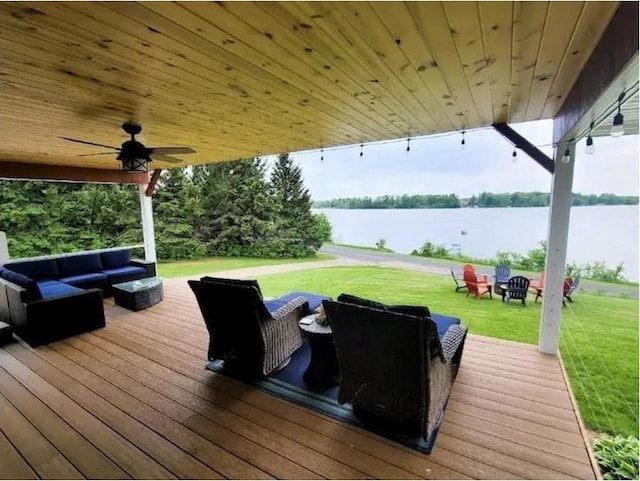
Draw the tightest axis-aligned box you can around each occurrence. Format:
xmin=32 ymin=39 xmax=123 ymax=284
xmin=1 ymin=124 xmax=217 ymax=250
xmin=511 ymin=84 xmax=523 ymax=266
xmin=0 ymin=249 xmax=155 ymax=346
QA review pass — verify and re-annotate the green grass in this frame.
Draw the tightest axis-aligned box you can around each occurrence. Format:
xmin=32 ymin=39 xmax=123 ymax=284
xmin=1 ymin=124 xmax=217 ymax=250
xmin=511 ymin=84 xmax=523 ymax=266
xmin=255 ymin=265 xmax=639 ymax=437
xmin=157 ymin=253 xmax=334 ymax=278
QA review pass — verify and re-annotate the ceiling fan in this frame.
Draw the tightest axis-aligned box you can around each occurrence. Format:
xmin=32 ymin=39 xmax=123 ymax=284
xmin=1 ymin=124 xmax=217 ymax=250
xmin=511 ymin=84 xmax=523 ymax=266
xmin=60 ymin=122 xmax=196 ymax=172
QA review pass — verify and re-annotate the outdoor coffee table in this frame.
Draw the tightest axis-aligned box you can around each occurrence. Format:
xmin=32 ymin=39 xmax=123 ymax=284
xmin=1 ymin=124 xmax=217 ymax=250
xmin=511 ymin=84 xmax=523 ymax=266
xmin=299 ymin=314 xmax=340 ymax=388
xmin=113 ymin=277 xmax=164 ymax=311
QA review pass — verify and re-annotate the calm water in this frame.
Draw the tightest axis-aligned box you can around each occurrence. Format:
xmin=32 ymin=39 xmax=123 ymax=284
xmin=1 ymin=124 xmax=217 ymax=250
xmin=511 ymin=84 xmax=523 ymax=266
xmin=315 ymin=205 xmax=640 ymax=282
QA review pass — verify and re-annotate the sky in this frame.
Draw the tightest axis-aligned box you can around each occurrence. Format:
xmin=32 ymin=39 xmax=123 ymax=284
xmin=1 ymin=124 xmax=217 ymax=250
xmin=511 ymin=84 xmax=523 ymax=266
xmin=266 ymin=119 xmax=639 ymax=200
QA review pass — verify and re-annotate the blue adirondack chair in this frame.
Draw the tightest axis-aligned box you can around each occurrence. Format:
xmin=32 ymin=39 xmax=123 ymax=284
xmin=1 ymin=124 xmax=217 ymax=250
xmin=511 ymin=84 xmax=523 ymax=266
xmin=494 ymin=265 xmax=511 ymax=296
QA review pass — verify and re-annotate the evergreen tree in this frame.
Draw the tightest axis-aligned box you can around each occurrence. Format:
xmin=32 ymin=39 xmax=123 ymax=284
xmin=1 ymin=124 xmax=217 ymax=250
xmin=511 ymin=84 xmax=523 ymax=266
xmin=153 ymin=168 xmax=205 ymax=260
xmin=270 ymin=153 xmax=323 ymax=256
xmin=200 ymin=158 xmax=280 ymax=257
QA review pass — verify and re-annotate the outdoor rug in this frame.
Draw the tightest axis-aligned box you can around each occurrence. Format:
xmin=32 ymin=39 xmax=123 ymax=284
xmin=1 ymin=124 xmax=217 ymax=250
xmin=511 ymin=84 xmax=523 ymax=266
xmin=207 ymin=339 xmax=446 ymax=454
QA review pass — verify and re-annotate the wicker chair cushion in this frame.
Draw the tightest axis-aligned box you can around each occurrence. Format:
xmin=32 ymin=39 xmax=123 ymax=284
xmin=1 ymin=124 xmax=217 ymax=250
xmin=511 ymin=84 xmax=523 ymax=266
xmin=275 ymin=291 xmax=331 ymax=312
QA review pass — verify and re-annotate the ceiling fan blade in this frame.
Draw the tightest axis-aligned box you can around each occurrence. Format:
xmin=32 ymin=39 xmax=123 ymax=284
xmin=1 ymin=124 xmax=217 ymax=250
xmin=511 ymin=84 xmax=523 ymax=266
xmin=60 ymin=137 xmax=120 ymax=150
xmin=148 ymin=146 xmax=196 ymax=155
xmin=77 ymin=151 xmax=119 ymax=157
xmin=153 ymin=154 xmax=184 ymax=164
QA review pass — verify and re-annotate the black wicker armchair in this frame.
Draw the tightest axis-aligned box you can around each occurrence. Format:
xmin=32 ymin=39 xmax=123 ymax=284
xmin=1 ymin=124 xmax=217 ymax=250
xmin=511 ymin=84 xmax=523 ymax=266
xmin=188 ymin=278 xmax=309 ymax=376
xmin=322 ymin=298 xmax=468 ymax=441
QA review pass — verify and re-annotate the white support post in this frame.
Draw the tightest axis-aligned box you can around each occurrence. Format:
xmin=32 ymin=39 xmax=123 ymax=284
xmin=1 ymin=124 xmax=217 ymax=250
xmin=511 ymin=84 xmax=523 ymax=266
xmin=138 ymin=185 xmax=157 ymax=263
xmin=539 ymin=144 xmax=576 ymax=355
xmin=0 ymin=231 xmax=9 ymax=264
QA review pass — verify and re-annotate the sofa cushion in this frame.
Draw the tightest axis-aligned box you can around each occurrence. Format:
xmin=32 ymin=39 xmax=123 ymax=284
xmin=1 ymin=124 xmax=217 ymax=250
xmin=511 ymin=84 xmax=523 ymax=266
xmin=57 ymin=254 xmax=104 ymax=278
xmin=58 ymin=272 xmax=108 ymax=288
xmin=101 ymin=250 xmax=131 ymax=269
xmin=275 ymin=291 xmax=331 ymax=312
xmin=201 ymin=277 xmax=263 ymax=298
xmin=0 ymin=269 xmax=42 ymax=302
xmin=101 ymin=266 xmax=146 ymax=280
xmin=431 ymin=314 xmax=461 ymax=339
xmin=5 ymin=259 xmax=59 ymax=281
xmin=37 ymin=280 xmax=83 ymax=299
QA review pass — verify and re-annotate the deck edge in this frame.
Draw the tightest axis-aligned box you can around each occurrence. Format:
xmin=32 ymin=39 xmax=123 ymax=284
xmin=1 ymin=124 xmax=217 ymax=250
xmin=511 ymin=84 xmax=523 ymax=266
xmin=558 ymin=352 xmax=602 ymax=480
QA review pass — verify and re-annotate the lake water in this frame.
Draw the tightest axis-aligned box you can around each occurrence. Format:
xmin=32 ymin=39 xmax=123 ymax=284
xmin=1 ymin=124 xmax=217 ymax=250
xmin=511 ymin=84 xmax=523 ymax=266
xmin=314 ymin=205 xmax=640 ymax=282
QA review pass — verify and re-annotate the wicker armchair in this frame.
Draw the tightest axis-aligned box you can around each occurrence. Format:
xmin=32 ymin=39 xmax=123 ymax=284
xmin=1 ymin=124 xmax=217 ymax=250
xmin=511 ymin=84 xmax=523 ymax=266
xmin=188 ymin=279 xmax=308 ymax=376
xmin=322 ymin=299 xmax=468 ymax=441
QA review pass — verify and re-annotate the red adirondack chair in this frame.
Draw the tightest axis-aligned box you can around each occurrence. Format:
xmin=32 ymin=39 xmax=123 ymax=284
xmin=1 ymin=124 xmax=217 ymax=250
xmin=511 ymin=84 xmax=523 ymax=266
xmin=463 ymin=270 xmax=492 ymax=300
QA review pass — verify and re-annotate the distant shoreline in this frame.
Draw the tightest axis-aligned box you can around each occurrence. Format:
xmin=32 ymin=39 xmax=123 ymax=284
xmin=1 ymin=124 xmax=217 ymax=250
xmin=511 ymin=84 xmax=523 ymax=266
xmin=313 ymin=192 xmax=638 ymax=209
xmin=313 ymin=204 xmax=639 ymax=209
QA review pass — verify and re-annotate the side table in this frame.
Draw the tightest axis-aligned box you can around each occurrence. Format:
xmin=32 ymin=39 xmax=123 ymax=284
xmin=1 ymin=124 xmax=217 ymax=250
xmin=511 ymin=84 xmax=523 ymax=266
xmin=298 ymin=315 xmax=340 ymax=388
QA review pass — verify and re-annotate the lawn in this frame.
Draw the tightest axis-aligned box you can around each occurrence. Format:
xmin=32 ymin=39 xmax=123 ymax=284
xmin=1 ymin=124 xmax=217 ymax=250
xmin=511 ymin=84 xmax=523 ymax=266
xmin=256 ymin=265 xmax=639 ymax=437
xmin=157 ymin=253 xmax=334 ymax=278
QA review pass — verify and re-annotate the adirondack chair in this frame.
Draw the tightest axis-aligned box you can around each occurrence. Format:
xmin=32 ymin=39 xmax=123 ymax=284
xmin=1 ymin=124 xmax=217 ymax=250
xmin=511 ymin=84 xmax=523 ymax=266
xmin=535 ymin=276 xmax=573 ymax=305
xmin=493 ymin=265 xmax=511 ymax=296
xmin=529 ymin=271 xmax=546 ymax=292
xmin=450 ymin=268 xmax=467 ymax=292
xmin=564 ymin=273 xmax=581 ymax=303
xmin=463 ymin=270 xmax=492 ymax=300
xmin=501 ymin=276 xmax=530 ymax=305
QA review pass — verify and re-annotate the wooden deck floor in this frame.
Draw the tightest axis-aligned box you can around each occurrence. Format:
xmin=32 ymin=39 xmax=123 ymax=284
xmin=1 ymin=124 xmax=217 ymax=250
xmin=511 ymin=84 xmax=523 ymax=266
xmin=0 ymin=279 xmax=597 ymax=479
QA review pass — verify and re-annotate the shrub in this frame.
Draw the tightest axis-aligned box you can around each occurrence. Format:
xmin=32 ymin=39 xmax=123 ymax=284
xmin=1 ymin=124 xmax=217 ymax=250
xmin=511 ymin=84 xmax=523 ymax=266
xmin=593 ymin=435 xmax=639 ymax=480
xmin=375 ymin=238 xmax=387 ymax=250
xmin=412 ymin=241 xmax=450 ymax=258
xmin=313 ymin=213 xmax=333 ymax=243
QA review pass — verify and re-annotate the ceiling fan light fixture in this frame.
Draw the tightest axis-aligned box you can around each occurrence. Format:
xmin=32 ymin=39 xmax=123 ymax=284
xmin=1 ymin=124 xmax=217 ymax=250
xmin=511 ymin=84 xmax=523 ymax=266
xmin=121 ymin=157 xmax=149 ymax=172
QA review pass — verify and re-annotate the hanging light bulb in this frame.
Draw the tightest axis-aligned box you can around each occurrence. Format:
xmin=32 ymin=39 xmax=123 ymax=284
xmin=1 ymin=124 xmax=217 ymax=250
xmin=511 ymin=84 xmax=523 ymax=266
xmin=610 ymin=92 xmax=625 ymax=137
xmin=585 ymin=121 xmax=595 ymax=155
xmin=360 ymin=143 xmax=364 ymax=158
xmin=561 ymin=147 xmax=571 ymax=164
xmin=320 ymin=147 xmax=324 ymax=162
xmin=406 ymin=137 xmax=411 ymax=152
xmin=585 ymin=135 xmax=594 ymax=155
xmin=461 ymin=130 xmax=466 ymax=149
xmin=512 ymin=148 xmax=517 ymax=162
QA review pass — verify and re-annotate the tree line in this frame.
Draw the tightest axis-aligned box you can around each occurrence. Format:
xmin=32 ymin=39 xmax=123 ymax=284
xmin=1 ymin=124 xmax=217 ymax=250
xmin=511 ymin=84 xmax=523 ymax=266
xmin=314 ymin=192 xmax=639 ymax=209
xmin=0 ymin=154 xmax=331 ymax=261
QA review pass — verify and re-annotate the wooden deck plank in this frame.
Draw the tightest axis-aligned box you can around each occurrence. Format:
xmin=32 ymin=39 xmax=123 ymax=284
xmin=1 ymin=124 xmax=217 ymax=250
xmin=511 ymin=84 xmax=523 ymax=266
xmin=0 ymin=348 xmax=176 ymax=480
xmin=0 ymin=280 xmax=596 ymax=479
xmin=0 ymin=428 xmax=38 ymax=480
xmin=47 ymin=341 xmax=352 ymax=479
xmin=0 ymin=388 xmax=83 ymax=480
xmin=0 ymin=368 xmax=128 ymax=479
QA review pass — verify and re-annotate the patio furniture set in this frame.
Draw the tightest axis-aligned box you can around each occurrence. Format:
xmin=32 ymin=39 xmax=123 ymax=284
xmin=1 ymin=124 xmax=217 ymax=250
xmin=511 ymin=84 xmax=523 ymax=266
xmin=189 ymin=275 xmax=468 ymax=442
xmin=0 ymin=248 xmax=160 ymax=346
xmin=451 ymin=264 xmax=580 ymax=306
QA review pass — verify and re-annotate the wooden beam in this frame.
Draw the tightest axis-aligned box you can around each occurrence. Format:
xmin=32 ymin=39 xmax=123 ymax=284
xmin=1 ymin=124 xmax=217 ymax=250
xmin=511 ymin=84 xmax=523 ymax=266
xmin=145 ymin=169 xmax=162 ymax=197
xmin=0 ymin=162 xmax=149 ymax=184
xmin=553 ymin=2 xmax=639 ymax=143
xmin=492 ymin=123 xmax=555 ymax=174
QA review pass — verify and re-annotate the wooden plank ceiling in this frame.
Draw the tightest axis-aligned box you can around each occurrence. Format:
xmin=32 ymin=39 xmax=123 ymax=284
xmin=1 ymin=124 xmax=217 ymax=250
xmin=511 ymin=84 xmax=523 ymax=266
xmin=0 ymin=1 xmax=619 ymax=171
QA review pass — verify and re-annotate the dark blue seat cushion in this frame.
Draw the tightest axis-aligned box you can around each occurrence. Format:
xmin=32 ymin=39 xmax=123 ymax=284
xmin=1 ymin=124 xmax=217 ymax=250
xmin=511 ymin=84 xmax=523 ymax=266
xmin=274 ymin=291 xmax=331 ymax=312
xmin=101 ymin=250 xmax=131 ymax=269
xmin=58 ymin=272 xmax=108 ymax=287
xmin=431 ymin=313 xmax=461 ymax=340
xmin=5 ymin=259 xmax=59 ymax=281
xmin=101 ymin=266 xmax=146 ymax=280
xmin=264 ymin=299 xmax=285 ymax=313
xmin=57 ymin=254 xmax=103 ymax=278
xmin=37 ymin=280 xmax=83 ymax=299
xmin=0 ymin=269 xmax=42 ymax=301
